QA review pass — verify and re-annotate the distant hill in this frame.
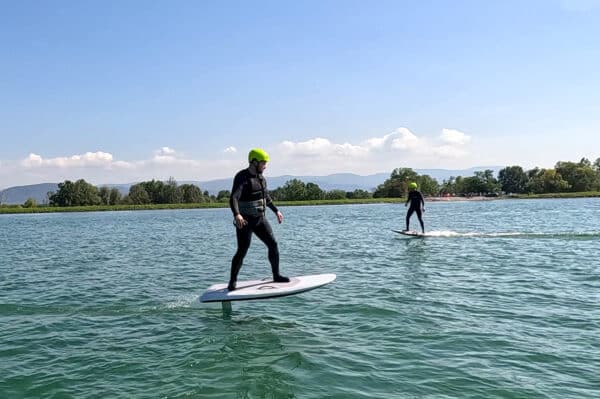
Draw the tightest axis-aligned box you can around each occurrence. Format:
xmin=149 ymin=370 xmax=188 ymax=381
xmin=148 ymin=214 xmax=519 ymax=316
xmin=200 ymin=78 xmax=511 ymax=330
xmin=0 ymin=167 xmax=503 ymax=205
xmin=0 ymin=183 xmax=58 ymax=205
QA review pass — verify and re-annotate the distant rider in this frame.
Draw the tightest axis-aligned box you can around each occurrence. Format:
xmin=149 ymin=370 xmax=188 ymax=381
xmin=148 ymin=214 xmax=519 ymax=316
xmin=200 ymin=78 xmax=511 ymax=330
xmin=228 ymin=148 xmax=289 ymax=291
xmin=404 ymin=182 xmax=425 ymax=233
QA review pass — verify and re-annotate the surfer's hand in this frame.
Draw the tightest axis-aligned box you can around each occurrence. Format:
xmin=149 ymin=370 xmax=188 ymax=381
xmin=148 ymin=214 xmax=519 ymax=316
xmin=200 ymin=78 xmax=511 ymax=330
xmin=276 ymin=211 xmax=284 ymax=224
xmin=235 ymin=214 xmax=247 ymax=229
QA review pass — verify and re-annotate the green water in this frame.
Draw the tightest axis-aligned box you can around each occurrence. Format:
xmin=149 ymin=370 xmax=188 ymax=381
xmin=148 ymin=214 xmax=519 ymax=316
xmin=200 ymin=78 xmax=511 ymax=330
xmin=1 ymin=199 xmax=599 ymax=398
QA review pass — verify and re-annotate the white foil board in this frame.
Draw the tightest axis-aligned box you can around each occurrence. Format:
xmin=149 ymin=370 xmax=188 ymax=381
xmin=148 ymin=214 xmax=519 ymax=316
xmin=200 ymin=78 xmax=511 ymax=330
xmin=200 ymin=273 xmax=337 ymax=303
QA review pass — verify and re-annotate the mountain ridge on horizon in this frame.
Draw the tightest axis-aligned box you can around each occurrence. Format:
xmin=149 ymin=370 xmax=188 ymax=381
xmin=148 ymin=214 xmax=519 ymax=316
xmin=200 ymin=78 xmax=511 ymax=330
xmin=0 ymin=166 xmax=503 ymax=205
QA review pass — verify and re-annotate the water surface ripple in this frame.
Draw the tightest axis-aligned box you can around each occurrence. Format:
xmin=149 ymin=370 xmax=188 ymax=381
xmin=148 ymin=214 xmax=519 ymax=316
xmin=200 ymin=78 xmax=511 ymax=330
xmin=1 ymin=198 xmax=599 ymax=398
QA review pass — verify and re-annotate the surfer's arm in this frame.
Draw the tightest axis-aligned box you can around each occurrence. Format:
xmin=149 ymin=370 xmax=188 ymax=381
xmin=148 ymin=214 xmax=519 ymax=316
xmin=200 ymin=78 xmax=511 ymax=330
xmin=262 ymin=178 xmax=278 ymax=214
xmin=265 ymin=192 xmax=278 ymax=214
xmin=263 ymin=182 xmax=282 ymax=223
xmin=229 ymin=174 xmax=245 ymax=216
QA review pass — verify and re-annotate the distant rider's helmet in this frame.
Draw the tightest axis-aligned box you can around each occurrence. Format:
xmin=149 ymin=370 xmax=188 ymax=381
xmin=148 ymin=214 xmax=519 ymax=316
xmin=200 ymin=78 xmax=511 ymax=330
xmin=409 ymin=182 xmax=418 ymax=189
xmin=248 ymin=148 xmax=270 ymax=163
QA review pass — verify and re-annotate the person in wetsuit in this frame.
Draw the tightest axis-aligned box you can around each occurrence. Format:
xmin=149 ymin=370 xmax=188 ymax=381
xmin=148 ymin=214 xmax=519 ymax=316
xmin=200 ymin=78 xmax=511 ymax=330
xmin=228 ymin=148 xmax=289 ymax=291
xmin=404 ymin=182 xmax=425 ymax=233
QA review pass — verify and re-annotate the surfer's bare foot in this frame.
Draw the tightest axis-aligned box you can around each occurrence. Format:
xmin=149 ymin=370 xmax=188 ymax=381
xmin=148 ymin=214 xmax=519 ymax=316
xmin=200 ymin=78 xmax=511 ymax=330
xmin=273 ymin=275 xmax=290 ymax=283
xmin=227 ymin=281 xmax=236 ymax=291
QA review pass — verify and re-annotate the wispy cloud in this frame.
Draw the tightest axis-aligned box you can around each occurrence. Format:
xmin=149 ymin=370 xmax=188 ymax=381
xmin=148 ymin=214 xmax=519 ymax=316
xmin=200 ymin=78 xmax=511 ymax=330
xmin=439 ymin=128 xmax=471 ymax=145
xmin=270 ymin=127 xmax=472 ymax=175
xmin=21 ymin=151 xmax=114 ymax=168
xmin=2 ymin=148 xmax=238 ymax=186
xmin=280 ymin=137 xmax=369 ymax=158
xmin=1 ymin=127 xmax=474 ymax=187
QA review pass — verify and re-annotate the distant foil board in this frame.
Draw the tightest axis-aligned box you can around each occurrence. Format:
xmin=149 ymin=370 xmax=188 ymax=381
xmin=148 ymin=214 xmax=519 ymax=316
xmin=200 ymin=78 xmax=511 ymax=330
xmin=392 ymin=230 xmax=425 ymax=237
xmin=200 ymin=273 xmax=337 ymax=302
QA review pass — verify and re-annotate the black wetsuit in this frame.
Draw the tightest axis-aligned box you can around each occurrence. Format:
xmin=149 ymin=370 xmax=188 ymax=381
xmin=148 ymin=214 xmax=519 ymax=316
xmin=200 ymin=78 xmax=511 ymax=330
xmin=405 ymin=189 xmax=425 ymax=232
xmin=228 ymin=168 xmax=287 ymax=290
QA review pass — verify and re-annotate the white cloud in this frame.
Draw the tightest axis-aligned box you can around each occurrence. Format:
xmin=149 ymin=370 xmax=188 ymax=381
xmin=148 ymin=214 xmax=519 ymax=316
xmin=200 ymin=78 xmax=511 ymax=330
xmin=268 ymin=127 xmax=473 ymax=176
xmin=390 ymin=128 xmax=420 ymax=150
xmin=21 ymin=151 xmax=114 ymax=168
xmin=152 ymin=147 xmax=179 ymax=163
xmin=439 ymin=128 xmax=471 ymax=145
xmin=1 ymin=129 xmax=476 ymax=187
xmin=277 ymin=127 xmax=467 ymax=160
xmin=0 ymin=147 xmax=238 ymax=186
xmin=279 ymin=137 xmax=368 ymax=158
xmin=365 ymin=128 xmax=420 ymax=151
xmin=156 ymin=147 xmax=176 ymax=156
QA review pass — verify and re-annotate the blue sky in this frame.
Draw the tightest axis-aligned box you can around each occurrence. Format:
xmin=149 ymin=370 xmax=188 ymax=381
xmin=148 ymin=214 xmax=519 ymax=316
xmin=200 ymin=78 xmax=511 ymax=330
xmin=1 ymin=0 xmax=600 ymax=187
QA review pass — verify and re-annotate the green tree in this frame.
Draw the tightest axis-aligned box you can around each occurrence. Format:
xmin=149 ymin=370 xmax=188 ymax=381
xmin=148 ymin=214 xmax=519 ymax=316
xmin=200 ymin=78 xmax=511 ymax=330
xmin=305 ymin=182 xmax=325 ymax=200
xmin=555 ymin=160 xmax=599 ymax=192
xmin=454 ymin=176 xmax=467 ymax=194
xmin=325 ymin=189 xmax=347 ymax=200
xmin=459 ymin=170 xmax=499 ymax=195
xmin=162 ymin=177 xmax=181 ymax=204
xmin=373 ymin=180 xmax=400 ymax=198
xmin=279 ymin=179 xmax=307 ymax=201
xmin=49 ymin=180 xmax=75 ymax=206
xmin=498 ymin=166 xmax=529 ymax=194
xmin=179 ymin=184 xmax=203 ymax=203
xmin=109 ymin=188 xmax=121 ymax=205
xmin=49 ymin=179 xmax=100 ymax=206
xmin=479 ymin=170 xmax=500 ymax=194
xmin=459 ymin=176 xmax=483 ymax=195
xmin=216 ymin=190 xmax=230 ymax=202
xmin=417 ymin=175 xmax=440 ymax=196
xmin=376 ymin=168 xmax=421 ymax=197
xmin=128 ymin=184 xmax=151 ymax=204
xmin=23 ymin=198 xmax=37 ymax=208
xmin=98 ymin=186 xmax=110 ymax=205
xmin=527 ymin=169 xmax=570 ymax=193
xmin=347 ymin=189 xmax=372 ymax=199
xmin=139 ymin=180 xmax=165 ymax=203
xmin=75 ymin=179 xmax=101 ymax=205
xmin=440 ymin=176 xmax=457 ymax=195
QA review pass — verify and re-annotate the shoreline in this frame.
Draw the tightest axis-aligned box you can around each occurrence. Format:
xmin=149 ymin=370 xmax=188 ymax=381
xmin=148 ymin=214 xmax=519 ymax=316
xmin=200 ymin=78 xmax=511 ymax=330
xmin=2 ymin=193 xmax=600 ymax=214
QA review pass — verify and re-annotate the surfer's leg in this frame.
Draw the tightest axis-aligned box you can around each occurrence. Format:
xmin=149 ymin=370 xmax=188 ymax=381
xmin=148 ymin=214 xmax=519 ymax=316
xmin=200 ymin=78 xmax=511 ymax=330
xmin=229 ymin=223 xmax=252 ymax=291
xmin=254 ymin=217 xmax=289 ymax=283
xmin=416 ymin=208 xmax=425 ymax=233
xmin=405 ymin=208 xmax=414 ymax=231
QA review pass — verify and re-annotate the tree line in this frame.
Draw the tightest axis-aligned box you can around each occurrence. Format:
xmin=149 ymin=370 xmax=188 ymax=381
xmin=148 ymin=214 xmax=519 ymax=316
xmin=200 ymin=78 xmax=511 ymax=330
xmin=30 ymin=156 xmax=600 ymax=207
xmin=373 ymin=158 xmax=600 ymax=197
xmin=47 ymin=178 xmax=229 ymax=207
xmin=269 ymin=179 xmax=372 ymax=201
xmin=448 ymin=158 xmax=600 ymax=195
xmin=43 ymin=177 xmax=374 ymax=207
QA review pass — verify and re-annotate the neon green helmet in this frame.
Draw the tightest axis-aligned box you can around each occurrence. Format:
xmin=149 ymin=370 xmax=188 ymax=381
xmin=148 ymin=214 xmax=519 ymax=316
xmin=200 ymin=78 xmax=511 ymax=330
xmin=248 ymin=148 xmax=270 ymax=163
xmin=409 ymin=182 xmax=418 ymax=189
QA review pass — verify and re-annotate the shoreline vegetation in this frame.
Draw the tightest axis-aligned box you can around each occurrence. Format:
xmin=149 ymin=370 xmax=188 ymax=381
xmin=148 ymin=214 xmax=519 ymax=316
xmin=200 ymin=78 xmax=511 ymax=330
xmin=2 ymin=158 xmax=599 ymax=214
xmin=1 ymin=192 xmax=600 ymax=214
